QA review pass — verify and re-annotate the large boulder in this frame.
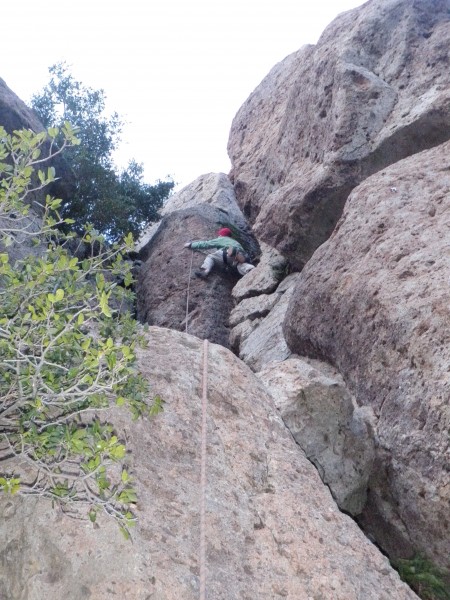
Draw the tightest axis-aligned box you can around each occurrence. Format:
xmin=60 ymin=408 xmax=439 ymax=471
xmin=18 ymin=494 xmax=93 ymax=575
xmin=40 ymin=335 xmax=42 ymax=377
xmin=257 ymin=358 xmax=376 ymax=516
xmin=0 ymin=327 xmax=418 ymax=600
xmin=228 ymin=0 xmax=450 ymax=269
xmin=284 ymin=140 xmax=450 ymax=569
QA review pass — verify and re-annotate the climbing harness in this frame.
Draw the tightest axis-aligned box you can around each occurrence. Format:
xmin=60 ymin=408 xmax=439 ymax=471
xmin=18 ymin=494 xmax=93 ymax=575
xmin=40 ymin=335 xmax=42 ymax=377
xmin=222 ymin=246 xmax=251 ymax=270
xmin=199 ymin=338 xmax=209 ymax=600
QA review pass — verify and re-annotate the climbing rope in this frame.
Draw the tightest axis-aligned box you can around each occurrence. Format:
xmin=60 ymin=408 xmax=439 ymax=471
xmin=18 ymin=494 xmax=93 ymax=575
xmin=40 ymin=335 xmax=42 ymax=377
xmin=199 ymin=338 xmax=209 ymax=600
xmin=185 ymin=250 xmax=209 ymax=597
xmin=185 ymin=249 xmax=195 ymax=333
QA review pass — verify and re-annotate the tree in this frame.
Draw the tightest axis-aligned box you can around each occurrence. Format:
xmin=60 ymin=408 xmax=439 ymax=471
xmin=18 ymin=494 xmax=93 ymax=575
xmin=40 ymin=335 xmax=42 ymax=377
xmin=0 ymin=125 xmax=161 ymax=537
xmin=31 ymin=62 xmax=174 ymax=241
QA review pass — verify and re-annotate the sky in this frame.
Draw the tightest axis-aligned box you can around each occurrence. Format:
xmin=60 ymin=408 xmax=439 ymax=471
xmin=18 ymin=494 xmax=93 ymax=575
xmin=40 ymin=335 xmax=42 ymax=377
xmin=2 ymin=0 xmax=366 ymax=191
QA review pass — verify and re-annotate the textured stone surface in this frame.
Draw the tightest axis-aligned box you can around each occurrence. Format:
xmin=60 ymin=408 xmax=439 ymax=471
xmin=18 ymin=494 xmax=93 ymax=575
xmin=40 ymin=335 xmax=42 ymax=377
xmin=0 ymin=327 xmax=418 ymax=600
xmin=236 ymin=273 xmax=300 ymax=371
xmin=229 ymin=242 xmax=295 ymax=370
xmin=228 ymin=0 xmax=450 ymax=269
xmin=258 ymin=358 xmax=376 ymax=515
xmin=0 ymin=213 xmax=44 ymax=265
xmin=284 ymin=141 xmax=450 ymax=569
xmin=229 ymin=291 xmax=279 ymax=328
xmin=0 ymin=79 xmax=71 ymax=264
xmin=232 ymin=241 xmax=287 ymax=301
xmin=229 ymin=317 xmax=262 ymax=353
xmin=160 ymin=172 xmax=243 ymax=215
xmin=136 ymin=172 xmax=259 ymax=260
xmin=0 ymin=78 xmax=74 ymax=207
xmin=0 ymin=78 xmax=44 ymax=134
xmin=136 ymin=172 xmax=259 ymax=348
xmin=136 ymin=204 xmax=257 ymax=348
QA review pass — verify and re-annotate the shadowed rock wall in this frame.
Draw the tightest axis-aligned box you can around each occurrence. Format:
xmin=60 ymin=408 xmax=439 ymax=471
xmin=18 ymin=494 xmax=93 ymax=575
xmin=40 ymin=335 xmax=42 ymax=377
xmin=136 ymin=204 xmax=257 ymax=348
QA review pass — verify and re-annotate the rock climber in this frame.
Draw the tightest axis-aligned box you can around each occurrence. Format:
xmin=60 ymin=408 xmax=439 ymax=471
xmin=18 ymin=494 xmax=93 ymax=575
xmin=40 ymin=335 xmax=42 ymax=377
xmin=184 ymin=227 xmax=255 ymax=279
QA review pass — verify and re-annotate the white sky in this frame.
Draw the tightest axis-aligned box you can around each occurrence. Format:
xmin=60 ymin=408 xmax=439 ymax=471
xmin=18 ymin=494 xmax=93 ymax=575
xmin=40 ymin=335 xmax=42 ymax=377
xmin=2 ymin=0 xmax=365 ymax=190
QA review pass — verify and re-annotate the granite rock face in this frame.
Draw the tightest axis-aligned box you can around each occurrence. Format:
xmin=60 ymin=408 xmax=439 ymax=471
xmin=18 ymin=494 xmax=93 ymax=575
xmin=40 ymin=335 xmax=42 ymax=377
xmin=0 ymin=78 xmax=74 ymax=207
xmin=284 ymin=140 xmax=450 ymax=569
xmin=0 ymin=212 xmax=44 ymax=265
xmin=160 ymin=172 xmax=246 ymax=215
xmin=0 ymin=80 xmax=47 ymax=263
xmin=231 ymin=241 xmax=288 ymax=302
xmin=257 ymin=357 xmax=376 ymax=516
xmin=0 ymin=327 xmax=418 ymax=600
xmin=228 ymin=0 xmax=450 ymax=269
xmin=136 ymin=172 xmax=259 ymax=260
xmin=0 ymin=78 xmax=44 ymax=134
xmin=228 ymin=242 xmax=297 ymax=370
xmin=136 ymin=206 xmax=237 ymax=347
xmin=231 ymin=274 xmax=300 ymax=371
xmin=136 ymin=173 xmax=259 ymax=347
xmin=136 ymin=177 xmax=259 ymax=348
xmin=0 ymin=78 xmax=74 ymax=264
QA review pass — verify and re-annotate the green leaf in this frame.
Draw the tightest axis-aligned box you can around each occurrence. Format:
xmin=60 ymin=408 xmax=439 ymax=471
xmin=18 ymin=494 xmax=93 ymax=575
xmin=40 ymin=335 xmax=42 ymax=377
xmin=72 ymin=428 xmax=87 ymax=440
xmin=109 ymin=444 xmax=126 ymax=460
xmin=119 ymin=524 xmax=130 ymax=540
xmin=88 ymin=509 xmax=97 ymax=523
xmin=96 ymin=273 xmax=105 ymax=291
xmin=123 ymin=271 xmax=133 ymax=288
xmin=99 ymin=291 xmax=112 ymax=317
xmin=47 ymin=288 xmax=64 ymax=303
xmin=50 ymin=198 xmax=62 ymax=210
xmin=81 ymin=338 xmax=91 ymax=351
xmin=48 ymin=127 xmax=59 ymax=139
xmin=118 ymin=488 xmax=137 ymax=504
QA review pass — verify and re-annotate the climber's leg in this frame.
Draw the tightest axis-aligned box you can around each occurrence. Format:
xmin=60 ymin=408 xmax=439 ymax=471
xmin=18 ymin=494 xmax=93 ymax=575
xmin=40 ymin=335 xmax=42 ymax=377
xmin=237 ymin=262 xmax=255 ymax=276
xmin=200 ymin=254 xmax=215 ymax=274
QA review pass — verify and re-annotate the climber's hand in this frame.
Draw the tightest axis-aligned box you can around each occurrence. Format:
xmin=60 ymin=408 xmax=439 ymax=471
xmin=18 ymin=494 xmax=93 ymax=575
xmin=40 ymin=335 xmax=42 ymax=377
xmin=184 ymin=242 xmax=191 ymax=248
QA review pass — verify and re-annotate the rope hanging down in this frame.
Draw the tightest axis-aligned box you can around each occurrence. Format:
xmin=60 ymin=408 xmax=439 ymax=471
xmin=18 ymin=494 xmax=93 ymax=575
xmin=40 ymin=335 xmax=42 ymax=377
xmin=185 ymin=251 xmax=208 ymax=597
xmin=185 ymin=249 xmax=194 ymax=333
xmin=199 ymin=338 xmax=209 ymax=600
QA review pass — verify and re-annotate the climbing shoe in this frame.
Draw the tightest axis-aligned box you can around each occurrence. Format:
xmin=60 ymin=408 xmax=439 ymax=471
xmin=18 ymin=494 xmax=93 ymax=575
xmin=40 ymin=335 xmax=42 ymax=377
xmin=195 ymin=270 xmax=208 ymax=279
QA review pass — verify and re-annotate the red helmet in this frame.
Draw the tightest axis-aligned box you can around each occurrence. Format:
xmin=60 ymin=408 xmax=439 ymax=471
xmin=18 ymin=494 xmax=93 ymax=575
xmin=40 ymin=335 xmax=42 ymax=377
xmin=217 ymin=227 xmax=232 ymax=237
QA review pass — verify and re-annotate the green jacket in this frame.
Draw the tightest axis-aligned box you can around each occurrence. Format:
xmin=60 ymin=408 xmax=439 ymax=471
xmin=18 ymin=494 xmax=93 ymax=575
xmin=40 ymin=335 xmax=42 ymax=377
xmin=190 ymin=236 xmax=244 ymax=253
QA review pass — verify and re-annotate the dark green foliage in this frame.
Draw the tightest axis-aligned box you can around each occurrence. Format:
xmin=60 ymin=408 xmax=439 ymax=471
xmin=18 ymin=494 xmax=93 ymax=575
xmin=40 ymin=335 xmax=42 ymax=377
xmin=395 ymin=555 xmax=450 ymax=600
xmin=0 ymin=126 xmax=163 ymax=535
xmin=31 ymin=62 xmax=174 ymax=241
